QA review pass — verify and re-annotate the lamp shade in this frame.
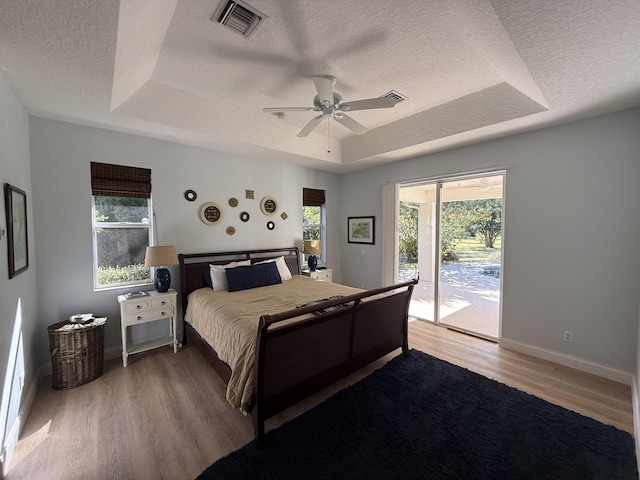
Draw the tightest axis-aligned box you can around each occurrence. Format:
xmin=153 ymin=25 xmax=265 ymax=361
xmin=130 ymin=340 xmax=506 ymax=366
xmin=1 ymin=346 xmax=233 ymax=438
xmin=144 ymin=245 xmax=179 ymax=267
xmin=303 ymin=240 xmax=322 ymax=255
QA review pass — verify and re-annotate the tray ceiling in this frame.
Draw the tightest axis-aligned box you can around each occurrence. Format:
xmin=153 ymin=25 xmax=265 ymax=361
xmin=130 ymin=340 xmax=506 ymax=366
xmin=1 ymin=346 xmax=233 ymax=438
xmin=1 ymin=0 xmax=639 ymax=172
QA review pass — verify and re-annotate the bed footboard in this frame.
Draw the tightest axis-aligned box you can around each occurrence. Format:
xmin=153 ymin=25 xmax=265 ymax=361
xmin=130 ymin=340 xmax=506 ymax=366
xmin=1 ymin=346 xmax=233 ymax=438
xmin=252 ymin=279 xmax=416 ymax=439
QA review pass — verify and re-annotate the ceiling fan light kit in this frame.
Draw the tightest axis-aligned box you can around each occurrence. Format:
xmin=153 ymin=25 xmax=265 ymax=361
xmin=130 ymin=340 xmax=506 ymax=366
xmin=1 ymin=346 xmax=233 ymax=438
xmin=262 ymin=75 xmax=399 ymax=138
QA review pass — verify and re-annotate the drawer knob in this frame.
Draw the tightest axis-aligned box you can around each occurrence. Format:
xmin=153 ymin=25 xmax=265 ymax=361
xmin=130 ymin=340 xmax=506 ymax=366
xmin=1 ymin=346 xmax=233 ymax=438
xmin=137 ymin=316 xmax=142 ymax=321
xmin=161 ymin=300 xmax=166 ymax=305
xmin=161 ymin=311 xmax=166 ymax=316
xmin=136 ymin=305 xmax=142 ymax=310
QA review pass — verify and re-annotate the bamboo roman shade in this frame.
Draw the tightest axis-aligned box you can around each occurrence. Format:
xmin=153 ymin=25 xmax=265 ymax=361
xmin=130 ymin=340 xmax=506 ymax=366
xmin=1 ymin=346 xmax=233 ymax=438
xmin=91 ymin=162 xmax=151 ymax=198
xmin=303 ymin=188 xmax=325 ymax=206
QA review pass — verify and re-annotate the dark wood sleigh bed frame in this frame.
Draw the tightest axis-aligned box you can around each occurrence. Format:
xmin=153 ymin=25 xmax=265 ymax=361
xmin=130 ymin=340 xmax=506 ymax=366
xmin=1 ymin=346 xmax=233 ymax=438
xmin=179 ymin=247 xmax=417 ymax=440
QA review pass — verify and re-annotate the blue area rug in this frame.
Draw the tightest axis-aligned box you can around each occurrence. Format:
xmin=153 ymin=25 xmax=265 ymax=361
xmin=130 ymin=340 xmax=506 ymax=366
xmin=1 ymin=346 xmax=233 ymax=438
xmin=197 ymin=349 xmax=637 ymax=479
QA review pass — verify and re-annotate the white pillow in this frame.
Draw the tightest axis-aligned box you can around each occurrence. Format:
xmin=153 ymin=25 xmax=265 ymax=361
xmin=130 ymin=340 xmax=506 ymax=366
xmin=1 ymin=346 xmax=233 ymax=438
xmin=210 ymin=260 xmax=251 ymax=291
xmin=255 ymin=256 xmax=292 ymax=281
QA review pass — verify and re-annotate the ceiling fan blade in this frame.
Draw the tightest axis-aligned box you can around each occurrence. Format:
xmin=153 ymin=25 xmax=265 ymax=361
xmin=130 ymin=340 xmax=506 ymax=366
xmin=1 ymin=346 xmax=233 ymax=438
xmin=340 ymin=97 xmax=396 ymax=112
xmin=334 ymin=114 xmax=368 ymax=135
xmin=262 ymin=107 xmax=314 ymax=113
xmin=297 ymin=115 xmax=324 ymax=137
xmin=313 ymin=76 xmax=335 ymax=105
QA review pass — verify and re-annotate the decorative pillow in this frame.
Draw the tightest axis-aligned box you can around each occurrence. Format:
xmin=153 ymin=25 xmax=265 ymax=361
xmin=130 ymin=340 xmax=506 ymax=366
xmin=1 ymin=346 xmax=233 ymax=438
xmin=226 ymin=262 xmax=282 ymax=292
xmin=255 ymin=256 xmax=293 ymax=281
xmin=202 ymin=266 xmax=213 ymax=288
xmin=210 ymin=260 xmax=251 ymax=291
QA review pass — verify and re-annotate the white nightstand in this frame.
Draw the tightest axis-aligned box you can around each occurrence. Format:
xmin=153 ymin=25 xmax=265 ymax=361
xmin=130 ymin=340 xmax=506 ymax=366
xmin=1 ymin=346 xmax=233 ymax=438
xmin=118 ymin=289 xmax=178 ymax=367
xmin=303 ymin=269 xmax=333 ymax=282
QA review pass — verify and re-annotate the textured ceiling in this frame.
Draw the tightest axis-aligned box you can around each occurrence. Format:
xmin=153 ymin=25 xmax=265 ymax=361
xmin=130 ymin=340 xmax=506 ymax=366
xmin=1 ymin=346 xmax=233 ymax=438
xmin=1 ymin=0 xmax=639 ymax=173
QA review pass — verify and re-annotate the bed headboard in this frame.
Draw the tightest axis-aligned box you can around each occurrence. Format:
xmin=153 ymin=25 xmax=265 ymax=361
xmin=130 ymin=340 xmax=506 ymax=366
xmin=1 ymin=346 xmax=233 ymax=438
xmin=178 ymin=246 xmax=301 ymax=316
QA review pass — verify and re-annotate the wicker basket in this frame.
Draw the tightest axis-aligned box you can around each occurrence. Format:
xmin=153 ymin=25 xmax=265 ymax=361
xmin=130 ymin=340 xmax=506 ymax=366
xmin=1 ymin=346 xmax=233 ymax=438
xmin=48 ymin=320 xmax=105 ymax=390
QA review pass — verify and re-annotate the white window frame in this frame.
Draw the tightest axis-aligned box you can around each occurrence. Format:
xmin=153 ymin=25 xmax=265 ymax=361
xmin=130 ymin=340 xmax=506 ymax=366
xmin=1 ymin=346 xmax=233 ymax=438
xmin=303 ymin=204 xmax=326 ymax=265
xmin=91 ymin=196 xmax=154 ymax=291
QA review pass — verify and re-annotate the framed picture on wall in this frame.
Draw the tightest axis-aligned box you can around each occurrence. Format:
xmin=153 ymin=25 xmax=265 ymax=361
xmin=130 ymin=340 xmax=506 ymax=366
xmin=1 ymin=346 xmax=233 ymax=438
xmin=4 ymin=183 xmax=29 ymax=278
xmin=347 ymin=216 xmax=375 ymax=245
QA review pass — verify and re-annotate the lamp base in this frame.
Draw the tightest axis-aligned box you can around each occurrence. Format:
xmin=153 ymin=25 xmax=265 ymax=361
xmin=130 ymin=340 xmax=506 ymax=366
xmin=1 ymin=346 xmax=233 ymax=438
xmin=154 ymin=268 xmax=171 ymax=292
xmin=308 ymin=255 xmax=318 ymax=272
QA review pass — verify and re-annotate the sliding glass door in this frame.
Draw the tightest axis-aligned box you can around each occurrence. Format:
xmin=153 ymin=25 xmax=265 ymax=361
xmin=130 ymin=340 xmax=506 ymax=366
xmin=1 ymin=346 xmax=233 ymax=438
xmin=398 ymin=173 xmax=504 ymax=340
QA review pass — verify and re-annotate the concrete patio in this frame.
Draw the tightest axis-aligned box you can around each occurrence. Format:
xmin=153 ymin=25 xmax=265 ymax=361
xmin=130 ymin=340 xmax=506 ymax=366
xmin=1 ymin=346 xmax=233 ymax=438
xmin=400 ymin=260 xmax=501 ymax=340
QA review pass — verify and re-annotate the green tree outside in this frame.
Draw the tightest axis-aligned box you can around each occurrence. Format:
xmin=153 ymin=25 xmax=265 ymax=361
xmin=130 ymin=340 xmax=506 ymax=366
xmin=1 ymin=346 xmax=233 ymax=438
xmin=399 ymin=198 xmax=502 ymax=264
xmin=399 ymin=201 xmax=419 ymax=263
xmin=303 ymin=206 xmax=321 ymax=240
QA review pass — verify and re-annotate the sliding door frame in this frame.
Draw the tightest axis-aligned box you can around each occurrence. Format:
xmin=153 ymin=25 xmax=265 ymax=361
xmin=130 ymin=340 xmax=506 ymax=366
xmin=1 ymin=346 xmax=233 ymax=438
xmin=386 ymin=168 xmax=506 ymax=337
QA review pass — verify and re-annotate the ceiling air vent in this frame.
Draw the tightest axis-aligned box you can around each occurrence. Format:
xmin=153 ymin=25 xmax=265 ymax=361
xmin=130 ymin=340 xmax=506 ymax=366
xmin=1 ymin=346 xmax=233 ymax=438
xmin=212 ymin=0 xmax=267 ymax=38
xmin=381 ymin=90 xmax=408 ymax=103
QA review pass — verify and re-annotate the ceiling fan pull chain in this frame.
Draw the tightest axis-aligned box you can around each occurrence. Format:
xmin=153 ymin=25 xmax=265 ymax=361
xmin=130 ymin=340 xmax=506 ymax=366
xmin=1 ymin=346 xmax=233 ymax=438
xmin=327 ymin=118 xmax=331 ymax=153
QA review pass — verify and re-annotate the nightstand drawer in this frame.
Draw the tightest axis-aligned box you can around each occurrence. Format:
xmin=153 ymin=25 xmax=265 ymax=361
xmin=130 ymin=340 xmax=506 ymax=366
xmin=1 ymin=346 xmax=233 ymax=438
xmin=303 ymin=269 xmax=333 ymax=282
xmin=313 ymin=271 xmax=332 ymax=281
xmin=122 ymin=295 xmax=174 ymax=313
xmin=123 ymin=299 xmax=152 ymax=313
xmin=152 ymin=296 xmax=174 ymax=309
xmin=125 ymin=306 xmax=174 ymax=326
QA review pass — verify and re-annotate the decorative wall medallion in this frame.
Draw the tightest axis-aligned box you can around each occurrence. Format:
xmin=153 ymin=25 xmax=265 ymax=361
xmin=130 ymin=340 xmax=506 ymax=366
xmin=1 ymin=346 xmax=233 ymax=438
xmin=280 ymin=212 xmax=288 ymax=220
xmin=267 ymin=221 xmax=275 ymax=230
xmin=226 ymin=226 xmax=236 ymax=235
xmin=228 ymin=197 xmax=238 ymax=207
xmin=260 ymin=196 xmax=278 ymax=216
xmin=199 ymin=202 xmax=223 ymax=225
xmin=245 ymin=190 xmax=254 ymax=199
xmin=184 ymin=189 xmax=197 ymax=202
xmin=240 ymin=211 xmax=250 ymax=222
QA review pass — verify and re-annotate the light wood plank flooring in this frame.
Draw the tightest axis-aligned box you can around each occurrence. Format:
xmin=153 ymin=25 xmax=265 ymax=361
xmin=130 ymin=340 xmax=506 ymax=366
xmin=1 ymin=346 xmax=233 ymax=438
xmin=6 ymin=321 xmax=633 ymax=479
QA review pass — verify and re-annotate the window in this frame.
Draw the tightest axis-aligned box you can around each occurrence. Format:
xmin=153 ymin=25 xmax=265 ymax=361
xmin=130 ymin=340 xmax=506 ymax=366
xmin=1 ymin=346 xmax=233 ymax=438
xmin=91 ymin=162 xmax=152 ymax=290
xmin=303 ymin=188 xmax=326 ymax=263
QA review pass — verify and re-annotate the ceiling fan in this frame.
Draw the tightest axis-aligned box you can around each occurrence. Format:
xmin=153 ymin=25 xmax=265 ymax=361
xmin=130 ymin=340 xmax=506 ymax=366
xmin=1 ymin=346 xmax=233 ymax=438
xmin=262 ymin=75 xmax=396 ymax=137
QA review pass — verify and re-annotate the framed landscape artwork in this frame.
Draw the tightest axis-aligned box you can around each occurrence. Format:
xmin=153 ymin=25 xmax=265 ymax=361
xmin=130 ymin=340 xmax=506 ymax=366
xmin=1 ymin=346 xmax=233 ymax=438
xmin=4 ymin=183 xmax=29 ymax=278
xmin=347 ymin=216 xmax=375 ymax=245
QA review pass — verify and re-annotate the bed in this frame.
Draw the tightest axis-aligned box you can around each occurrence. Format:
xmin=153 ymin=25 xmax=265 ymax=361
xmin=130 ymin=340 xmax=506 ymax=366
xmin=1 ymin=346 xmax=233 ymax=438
xmin=179 ymin=247 xmax=416 ymax=440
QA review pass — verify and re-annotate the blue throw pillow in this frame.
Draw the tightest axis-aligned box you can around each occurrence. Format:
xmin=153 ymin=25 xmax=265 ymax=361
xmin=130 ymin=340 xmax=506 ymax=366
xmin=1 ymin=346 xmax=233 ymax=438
xmin=202 ymin=266 xmax=213 ymax=288
xmin=226 ymin=262 xmax=282 ymax=292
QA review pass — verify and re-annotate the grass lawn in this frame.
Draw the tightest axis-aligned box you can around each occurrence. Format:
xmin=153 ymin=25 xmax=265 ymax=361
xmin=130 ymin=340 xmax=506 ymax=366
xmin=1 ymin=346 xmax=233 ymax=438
xmin=452 ymin=236 xmax=501 ymax=262
xmin=401 ymin=236 xmax=501 ymax=271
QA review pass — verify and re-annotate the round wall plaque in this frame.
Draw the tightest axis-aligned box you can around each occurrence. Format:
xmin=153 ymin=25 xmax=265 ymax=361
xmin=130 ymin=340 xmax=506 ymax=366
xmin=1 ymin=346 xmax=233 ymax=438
xmin=226 ymin=226 xmax=236 ymax=235
xmin=240 ymin=211 xmax=250 ymax=222
xmin=184 ymin=189 xmax=197 ymax=201
xmin=199 ymin=202 xmax=223 ymax=225
xmin=228 ymin=197 xmax=238 ymax=207
xmin=260 ymin=196 xmax=278 ymax=216
xmin=267 ymin=221 xmax=275 ymax=230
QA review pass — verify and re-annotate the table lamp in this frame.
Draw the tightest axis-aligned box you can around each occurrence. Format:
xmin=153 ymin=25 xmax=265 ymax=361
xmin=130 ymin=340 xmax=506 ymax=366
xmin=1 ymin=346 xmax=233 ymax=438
xmin=303 ymin=240 xmax=322 ymax=271
xmin=144 ymin=245 xmax=179 ymax=292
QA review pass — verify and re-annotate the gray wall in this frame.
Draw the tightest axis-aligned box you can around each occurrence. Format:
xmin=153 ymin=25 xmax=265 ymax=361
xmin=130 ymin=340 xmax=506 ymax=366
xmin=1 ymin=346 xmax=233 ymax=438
xmin=340 ymin=109 xmax=640 ymax=373
xmin=0 ymin=74 xmax=38 ymax=462
xmin=28 ymin=117 xmax=341 ymax=363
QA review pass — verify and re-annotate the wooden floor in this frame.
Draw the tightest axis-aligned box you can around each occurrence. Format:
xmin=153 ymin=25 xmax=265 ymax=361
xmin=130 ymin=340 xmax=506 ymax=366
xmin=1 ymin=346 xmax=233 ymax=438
xmin=6 ymin=321 xmax=634 ymax=479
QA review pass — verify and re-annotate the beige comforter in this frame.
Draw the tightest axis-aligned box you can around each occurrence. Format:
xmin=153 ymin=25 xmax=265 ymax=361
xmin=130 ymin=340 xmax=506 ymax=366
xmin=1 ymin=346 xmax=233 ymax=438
xmin=185 ymin=275 xmax=363 ymax=412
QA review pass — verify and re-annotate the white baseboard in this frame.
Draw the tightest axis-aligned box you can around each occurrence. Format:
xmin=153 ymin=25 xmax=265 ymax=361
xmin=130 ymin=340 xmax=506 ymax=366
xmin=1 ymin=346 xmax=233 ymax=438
xmin=499 ymin=337 xmax=633 ymax=385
